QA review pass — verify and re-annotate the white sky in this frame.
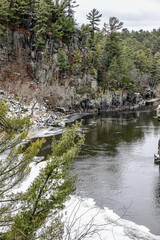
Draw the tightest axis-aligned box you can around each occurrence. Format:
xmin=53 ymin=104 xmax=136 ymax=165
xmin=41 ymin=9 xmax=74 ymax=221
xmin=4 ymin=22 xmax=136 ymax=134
xmin=74 ymin=0 xmax=160 ymax=31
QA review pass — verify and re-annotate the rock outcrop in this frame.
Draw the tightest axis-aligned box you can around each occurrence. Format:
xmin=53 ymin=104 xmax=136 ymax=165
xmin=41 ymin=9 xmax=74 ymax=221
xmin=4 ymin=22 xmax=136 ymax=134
xmin=0 ymin=30 xmax=149 ymax=113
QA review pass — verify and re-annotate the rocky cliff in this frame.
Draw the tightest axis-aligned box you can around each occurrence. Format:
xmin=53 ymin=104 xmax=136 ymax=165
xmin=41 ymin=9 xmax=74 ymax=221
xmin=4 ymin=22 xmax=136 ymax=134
xmin=0 ymin=29 xmax=149 ymax=112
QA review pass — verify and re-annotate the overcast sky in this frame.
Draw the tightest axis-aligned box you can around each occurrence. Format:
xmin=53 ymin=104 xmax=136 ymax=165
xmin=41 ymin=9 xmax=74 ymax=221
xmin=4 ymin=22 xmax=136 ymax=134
xmin=74 ymin=0 xmax=160 ymax=31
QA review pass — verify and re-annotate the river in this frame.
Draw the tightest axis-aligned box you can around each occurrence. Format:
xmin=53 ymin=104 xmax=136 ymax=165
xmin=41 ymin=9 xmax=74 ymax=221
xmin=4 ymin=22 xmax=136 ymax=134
xmin=71 ymin=108 xmax=160 ymax=236
xmin=38 ymin=107 xmax=160 ymax=237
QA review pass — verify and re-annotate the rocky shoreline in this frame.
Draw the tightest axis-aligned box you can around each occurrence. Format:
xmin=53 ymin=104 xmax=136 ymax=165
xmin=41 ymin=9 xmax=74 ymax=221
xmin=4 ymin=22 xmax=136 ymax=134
xmin=1 ymin=89 xmax=159 ymax=136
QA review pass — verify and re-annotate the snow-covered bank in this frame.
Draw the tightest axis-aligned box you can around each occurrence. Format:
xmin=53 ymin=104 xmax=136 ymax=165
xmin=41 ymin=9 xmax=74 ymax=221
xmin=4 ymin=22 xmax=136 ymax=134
xmin=27 ymin=113 xmax=91 ymax=138
xmin=0 ymin=91 xmax=91 ymax=135
xmin=63 ymin=195 xmax=160 ymax=240
xmin=1 ymin=140 xmax=160 ymax=240
xmin=1 ymin=92 xmax=160 ymax=239
xmin=19 ymin=160 xmax=160 ymax=240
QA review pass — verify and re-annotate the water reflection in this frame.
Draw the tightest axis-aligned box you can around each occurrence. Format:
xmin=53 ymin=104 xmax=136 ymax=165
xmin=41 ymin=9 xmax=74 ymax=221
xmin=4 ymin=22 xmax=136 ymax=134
xmin=80 ymin=111 xmax=145 ymax=158
xmin=153 ymin=175 xmax=160 ymax=212
xmin=33 ymin=107 xmax=160 ymax=235
xmin=71 ymin=108 xmax=160 ymax=235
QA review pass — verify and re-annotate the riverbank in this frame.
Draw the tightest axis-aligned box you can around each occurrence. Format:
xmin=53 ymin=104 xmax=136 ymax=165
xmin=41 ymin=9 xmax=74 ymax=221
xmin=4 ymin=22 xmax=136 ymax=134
xmin=3 ymin=88 xmax=157 ymax=151
xmin=1 ymin=91 xmax=160 ymax=239
xmin=1 ymin=89 xmax=160 ymax=138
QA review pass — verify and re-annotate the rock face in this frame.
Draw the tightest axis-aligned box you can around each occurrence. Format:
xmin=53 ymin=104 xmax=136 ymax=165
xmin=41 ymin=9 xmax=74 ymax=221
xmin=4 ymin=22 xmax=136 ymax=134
xmin=0 ymin=30 xmax=53 ymax=84
xmin=73 ymin=90 xmax=145 ymax=112
xmin=0 ymin=29 xmax=146 ymax=113
xmin=0 ymin=30 xmax=97 ymax=86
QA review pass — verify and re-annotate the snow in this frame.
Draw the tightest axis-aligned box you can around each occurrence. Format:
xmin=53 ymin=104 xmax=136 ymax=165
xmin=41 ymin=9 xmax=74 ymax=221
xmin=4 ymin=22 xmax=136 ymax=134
xmin=63 ymin=195 xmax=160 ymax=240
xmin=12 ymin=157 xmax=46 ymax=194
xmin=1 ymin=122 xmax=160 ymax=239
xmin=27 ymin=126 xmax=64 ymax=138
xmin=1 ymin=151 xmax=160 ymax=239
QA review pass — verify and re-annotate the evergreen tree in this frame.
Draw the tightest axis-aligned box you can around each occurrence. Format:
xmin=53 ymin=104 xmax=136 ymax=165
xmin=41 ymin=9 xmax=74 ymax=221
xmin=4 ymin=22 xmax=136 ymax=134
xmin=103 ymin=31 xmax=122 ymax=70
xmin=56 ymin=49 xmax=69 ymax=79
xmin=51 ymin=0 xmax=77 ymax=43
xmin=80 ymin=24 xmax=91 ymax=47
xmin=33 ymin=0 xmax=52 ymax=49
xmin=0 ymin=100 xmax=84 ymax=239
xmin=7 ymin=0 xmax=33 ymax=27
xmin=67 ymin=0 xmax=79 ymax=17
xmin=71 ymin=47 xmax=83 ymax=75
xmin=0 ymin=100 xmax=44 ymax=239
xmin=102 ymin=17 xmax=123 ymax=70
xmin=107 ymin=17 xmax=123 ymax=33
xmin=86 ymin=8 xmax=102 ymax=47
xmin=62 ymin=14 xmax=76 ymax=43
xmin=0 ymin=0 xmax=10 ymax=35
xmin=135 ymin=50 xmax=148 ymax=73
xmin=100 ymin=17 xmax=123 ymax=86
xmin=99 ymin=17 xmax=137 ymax=90
xmin=151 ymin=52 xmax=160 ymax=86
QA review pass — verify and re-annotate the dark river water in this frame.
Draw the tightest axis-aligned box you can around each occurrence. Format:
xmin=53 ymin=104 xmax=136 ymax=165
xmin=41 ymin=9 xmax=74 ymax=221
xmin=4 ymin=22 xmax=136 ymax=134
xmin=38 ymin=107 xmax=160 ymax=235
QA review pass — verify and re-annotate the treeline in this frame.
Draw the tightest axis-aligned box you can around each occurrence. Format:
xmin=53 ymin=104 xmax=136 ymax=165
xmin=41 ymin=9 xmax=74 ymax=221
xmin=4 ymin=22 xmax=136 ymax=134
xmin=0 ymin=0 xmax=160 ymax=92
xmin=0 ymin=0 xmax=77 ymax=47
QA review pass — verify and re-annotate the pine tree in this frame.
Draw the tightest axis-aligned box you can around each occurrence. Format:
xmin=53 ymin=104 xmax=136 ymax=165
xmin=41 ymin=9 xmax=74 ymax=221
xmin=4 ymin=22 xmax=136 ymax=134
xmin=51 ymin=0 xmax=77 ymax=43
xmin=98 ymin=17 xmax=138 ymax=90
xmin=107 ymin=17 xmax=123 ymax=33
xmin=103 ymin=17 xmax=123 ymax=68
xmin=56 ymin=49 xmax=69 ymax=79
xmin=0 ymin=100 xmax=44 ymax=239
xmin=80 ymin=24 xmax=91 ymax=47
xmin=9 ymin=123 xmax=84 ymax=240
xmin=71 ymin=47 xmax=82 ymax=75
xmin=7 ymin=0 xmax=31 ymax=26
xmin=0 ymin=0 xmax=10 ymax=35
xmin=86 ymin=8 xmax=102 ymax=47
xmin=67 ymin=0 xmax=79 ymax=17
xmin=33 ymin=0 xmax=52 ymax=49
xmin=0 ymin=100 xmax=84 ymax=239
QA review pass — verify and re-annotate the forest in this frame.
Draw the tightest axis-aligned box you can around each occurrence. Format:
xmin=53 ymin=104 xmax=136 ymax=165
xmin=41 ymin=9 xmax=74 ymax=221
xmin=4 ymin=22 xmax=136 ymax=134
xmin=0 ymin=0 xmax=160 ymax=94
xmin=0 ymin=0 xmax=160 ymax=239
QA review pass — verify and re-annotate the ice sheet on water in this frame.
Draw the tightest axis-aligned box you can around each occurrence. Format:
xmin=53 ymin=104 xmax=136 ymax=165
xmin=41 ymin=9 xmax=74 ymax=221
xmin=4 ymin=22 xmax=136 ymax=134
xmin=63 ymin=195 xmax=160 ymax=240
xmin=28 ymin=127 xmax=64 ymax=138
